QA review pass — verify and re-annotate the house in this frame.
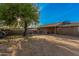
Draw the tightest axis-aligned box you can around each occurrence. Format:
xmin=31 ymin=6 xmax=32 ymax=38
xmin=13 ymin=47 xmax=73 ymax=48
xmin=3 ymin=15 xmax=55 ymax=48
xmin=39 ymin=22 xmax=79 ymax=36
xmin=39 ymin=23 xmax=59 ymax=34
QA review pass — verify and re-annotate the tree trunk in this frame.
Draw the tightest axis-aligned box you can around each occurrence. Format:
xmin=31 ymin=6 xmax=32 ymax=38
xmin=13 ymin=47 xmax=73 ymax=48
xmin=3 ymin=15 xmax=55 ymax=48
xmin=23 ymin=21 xmax=27 ymax=36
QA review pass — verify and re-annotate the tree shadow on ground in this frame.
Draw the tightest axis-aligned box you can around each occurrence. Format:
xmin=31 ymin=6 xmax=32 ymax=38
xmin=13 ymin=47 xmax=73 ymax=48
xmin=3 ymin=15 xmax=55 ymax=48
xmin=16 ymin=36 xmax=79 ymax=56
xmin=0 ymin=35 xmax=79 ymax=56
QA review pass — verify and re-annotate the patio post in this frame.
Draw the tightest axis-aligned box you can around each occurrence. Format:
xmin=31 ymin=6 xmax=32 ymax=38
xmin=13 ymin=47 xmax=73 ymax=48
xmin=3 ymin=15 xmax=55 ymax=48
xmin=55 ymin=26 xmax=57 ymax=34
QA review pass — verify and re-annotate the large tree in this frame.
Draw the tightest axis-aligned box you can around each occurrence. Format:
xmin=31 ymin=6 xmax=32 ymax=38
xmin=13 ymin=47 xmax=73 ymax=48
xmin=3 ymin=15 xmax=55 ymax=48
xmin=0 ymin=3 xmax=39 ymax=36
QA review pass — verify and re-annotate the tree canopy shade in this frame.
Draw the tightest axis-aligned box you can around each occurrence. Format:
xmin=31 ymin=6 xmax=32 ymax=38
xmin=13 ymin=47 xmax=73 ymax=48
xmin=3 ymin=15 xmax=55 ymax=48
xmin=0 ymin=3 xmax=39 ymax=36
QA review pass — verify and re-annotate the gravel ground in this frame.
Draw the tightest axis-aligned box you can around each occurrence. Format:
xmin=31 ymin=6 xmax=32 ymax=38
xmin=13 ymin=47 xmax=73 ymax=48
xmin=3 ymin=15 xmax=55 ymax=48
xmin=1 ymin=34 xmax=79 ymax=56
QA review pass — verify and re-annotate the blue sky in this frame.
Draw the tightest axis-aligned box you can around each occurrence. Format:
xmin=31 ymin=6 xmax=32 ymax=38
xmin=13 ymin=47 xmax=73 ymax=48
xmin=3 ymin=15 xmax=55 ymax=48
xmin=39 ymin=3 xmax=79 ymax=25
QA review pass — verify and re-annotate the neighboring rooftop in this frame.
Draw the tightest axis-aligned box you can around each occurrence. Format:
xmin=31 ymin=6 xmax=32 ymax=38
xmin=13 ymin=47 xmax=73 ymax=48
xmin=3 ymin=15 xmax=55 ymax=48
xmin=40 ymin=22 xmax=79 ymax=28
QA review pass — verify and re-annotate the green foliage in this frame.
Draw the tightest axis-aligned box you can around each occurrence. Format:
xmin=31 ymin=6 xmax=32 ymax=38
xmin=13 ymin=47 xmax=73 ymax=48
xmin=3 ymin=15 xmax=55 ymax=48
xmin=0 ymin=3 xmax=39 ymax=27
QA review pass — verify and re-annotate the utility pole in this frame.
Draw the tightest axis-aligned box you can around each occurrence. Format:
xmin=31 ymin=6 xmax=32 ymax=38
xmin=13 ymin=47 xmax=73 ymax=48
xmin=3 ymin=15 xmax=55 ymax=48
xmin=17 ymin=17 xmax=21 ymax=28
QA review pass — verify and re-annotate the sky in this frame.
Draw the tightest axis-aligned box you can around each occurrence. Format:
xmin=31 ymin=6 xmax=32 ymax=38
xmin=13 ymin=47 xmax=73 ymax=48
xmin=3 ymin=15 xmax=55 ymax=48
xmin=39 ymin=3 xmax=79 ymax=25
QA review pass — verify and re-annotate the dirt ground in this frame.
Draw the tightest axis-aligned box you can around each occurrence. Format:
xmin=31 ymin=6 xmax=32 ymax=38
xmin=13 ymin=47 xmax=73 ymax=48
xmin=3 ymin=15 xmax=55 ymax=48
xmin=1 ymin=34 xmax=79 ymax=56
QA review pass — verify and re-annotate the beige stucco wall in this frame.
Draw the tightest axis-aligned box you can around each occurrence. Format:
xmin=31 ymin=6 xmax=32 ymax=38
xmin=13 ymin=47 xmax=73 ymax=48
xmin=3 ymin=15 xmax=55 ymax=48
xmin=56 ymin=27 xmax=79 ymax=36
